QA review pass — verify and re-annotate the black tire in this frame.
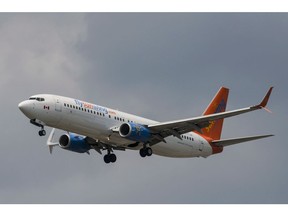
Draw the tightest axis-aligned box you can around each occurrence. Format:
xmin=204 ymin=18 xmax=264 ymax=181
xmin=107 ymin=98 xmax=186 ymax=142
xmin=38 ymin=130 xmax=46 ymax=136
xmin=110 ymin=154 xmax=117 ymax=163
xmin=104 ymin=155 xmax=110 ymax=164
xmin=140 ymin=148 xmax=146 ymax=157
xmin=146 ymin=147 xmax=153 ymax=156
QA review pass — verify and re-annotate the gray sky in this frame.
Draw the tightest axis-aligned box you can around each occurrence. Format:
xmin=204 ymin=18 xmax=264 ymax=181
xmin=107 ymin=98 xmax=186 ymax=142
xmin=0 ymin=13 xmax=287 ymax=204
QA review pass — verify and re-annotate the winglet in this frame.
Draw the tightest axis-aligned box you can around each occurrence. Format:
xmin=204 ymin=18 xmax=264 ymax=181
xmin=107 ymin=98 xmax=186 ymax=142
xmin=259 ymin=87 xmax=273 ymax=108
xmin=253 ymin=87 xmax=273 ymax=110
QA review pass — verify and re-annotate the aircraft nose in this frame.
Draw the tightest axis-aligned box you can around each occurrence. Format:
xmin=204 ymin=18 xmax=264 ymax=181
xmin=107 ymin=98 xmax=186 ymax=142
xmin=18 ymin=101 xmax=28 ymax=112
xmin=18 ymin=100 xmax=35 ymax=118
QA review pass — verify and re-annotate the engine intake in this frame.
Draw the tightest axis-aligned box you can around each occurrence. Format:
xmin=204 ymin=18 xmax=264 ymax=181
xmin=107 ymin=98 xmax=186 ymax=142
xmin=59 ymin=134 xmax=69 ymax=147
xmin=119 ymin=123 xmax=151 ymax=142
xmin=59 ymin=134 xmax=91 ymax=153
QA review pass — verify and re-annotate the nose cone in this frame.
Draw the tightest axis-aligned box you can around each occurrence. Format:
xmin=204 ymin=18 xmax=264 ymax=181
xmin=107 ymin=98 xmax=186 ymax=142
xmin=18 ymin=101 xmax=29 ymax=113
xmin=18 ymin=100 xmax=35 ymax=119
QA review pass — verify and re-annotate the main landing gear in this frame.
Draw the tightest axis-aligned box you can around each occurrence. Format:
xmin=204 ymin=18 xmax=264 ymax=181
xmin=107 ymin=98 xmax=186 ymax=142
xmin=30 ymin=119 xmax=46 ymax=137
xmin=103 ymin=150 xmax=117 ymax=164
xmin=139 ymin=146 xmax=153 ymax=158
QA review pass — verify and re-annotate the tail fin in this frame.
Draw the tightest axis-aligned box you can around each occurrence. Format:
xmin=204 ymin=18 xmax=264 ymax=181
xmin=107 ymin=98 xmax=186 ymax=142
xmin=202 ymin=87 xmax=229 ymax=140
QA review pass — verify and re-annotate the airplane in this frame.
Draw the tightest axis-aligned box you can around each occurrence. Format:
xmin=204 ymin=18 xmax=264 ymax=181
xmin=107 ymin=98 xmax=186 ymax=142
xmin=18 ymin=87 xmax=274 ymax=164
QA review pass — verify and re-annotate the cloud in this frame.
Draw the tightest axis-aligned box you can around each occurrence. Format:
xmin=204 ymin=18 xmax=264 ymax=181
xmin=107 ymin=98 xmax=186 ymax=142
xmin=0 ymin=13 xmax=287 ymax=204
xmin=0 ymin=14 xmax=88 ymax=99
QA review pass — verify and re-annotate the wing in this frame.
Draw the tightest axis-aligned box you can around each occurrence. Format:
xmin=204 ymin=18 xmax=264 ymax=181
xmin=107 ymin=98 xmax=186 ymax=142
xmin=46 ymin=128 xmax=126 ymax=155
xmin=212 ymin=134 xmax=274 ymax=147
xmin=147 ymin=87 xmax=273 ymax=145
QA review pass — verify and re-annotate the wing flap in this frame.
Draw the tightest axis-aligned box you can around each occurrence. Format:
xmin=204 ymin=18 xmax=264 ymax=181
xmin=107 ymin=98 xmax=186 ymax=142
xmin=46 ymin=128 xmax=58 ymax=154
xmin=212 ymin=134 xmax=274 ymax=147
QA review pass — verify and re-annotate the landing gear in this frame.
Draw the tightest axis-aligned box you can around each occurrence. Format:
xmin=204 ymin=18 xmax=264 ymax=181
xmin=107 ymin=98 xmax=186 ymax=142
xmin=103 ymin=152 xmax=117 ymax=164
xmin=30 ymin=119 xmax=46 ymax=137
xmin=38 ymin=129 xmax=46 ymax=136
xmin=139 ymin=147 xmax=153 ymax=158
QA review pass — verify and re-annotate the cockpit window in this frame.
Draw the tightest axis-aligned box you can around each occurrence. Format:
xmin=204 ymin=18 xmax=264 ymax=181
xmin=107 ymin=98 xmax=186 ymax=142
xmin=29 ymin=97 xmax=45 ymax=102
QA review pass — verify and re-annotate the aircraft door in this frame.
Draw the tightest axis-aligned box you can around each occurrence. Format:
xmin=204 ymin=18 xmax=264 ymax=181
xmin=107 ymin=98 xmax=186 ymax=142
xmin=199 ymin=141 xmax=204 ymax=152
xmin=195 ymin=135 xmax=204 ymax=152
xmin=55 ymin=98 xmax=62 ymax=112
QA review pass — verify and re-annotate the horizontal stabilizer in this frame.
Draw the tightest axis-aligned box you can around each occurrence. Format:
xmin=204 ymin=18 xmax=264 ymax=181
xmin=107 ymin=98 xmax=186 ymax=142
xmin=212 ymin=134 xmax=274 ymax=147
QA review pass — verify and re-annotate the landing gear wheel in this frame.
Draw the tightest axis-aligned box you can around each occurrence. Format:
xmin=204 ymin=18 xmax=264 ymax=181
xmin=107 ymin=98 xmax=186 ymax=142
xmin=104 ymin=153 xmax=117 ymax=164
xmin=104 ymin=154 xmax=111 ymax=164
xmin=140 ymin=147 xmax=153 ymax=158
xmin=110 ymin=154 xmax=117 ymax=163
xmin=38 ymin=130 xmax=46 ymax=136
xmin=146 ymin=147 xmax=153 ymax=156
xmin=140 ymin=148 xmax=147 ymax=157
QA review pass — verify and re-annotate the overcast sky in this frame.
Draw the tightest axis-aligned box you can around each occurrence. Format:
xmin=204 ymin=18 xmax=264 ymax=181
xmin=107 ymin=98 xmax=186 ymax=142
xmin=0 ymin=13 xmax=287 ymax=204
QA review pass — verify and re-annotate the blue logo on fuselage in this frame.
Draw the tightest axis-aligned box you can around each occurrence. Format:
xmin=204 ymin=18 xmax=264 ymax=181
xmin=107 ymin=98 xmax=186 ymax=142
xmin=74 ymin=99 xmax=108 ymax=114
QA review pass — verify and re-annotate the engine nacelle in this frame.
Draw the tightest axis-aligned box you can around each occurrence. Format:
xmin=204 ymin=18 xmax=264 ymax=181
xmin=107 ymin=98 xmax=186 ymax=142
xmin=59 ymin=134 xmax=91 ymax=153
xmin=119 ymin=122 xmax=152 ymax=142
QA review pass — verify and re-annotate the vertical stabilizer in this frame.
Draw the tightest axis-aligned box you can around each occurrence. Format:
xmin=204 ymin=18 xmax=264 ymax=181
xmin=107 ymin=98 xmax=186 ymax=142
xmin=202 ymin=87 xmax=229 ymax=140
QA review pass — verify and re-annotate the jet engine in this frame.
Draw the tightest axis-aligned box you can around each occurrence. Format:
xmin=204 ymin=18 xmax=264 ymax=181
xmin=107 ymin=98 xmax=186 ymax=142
xmin=59 ymin=133 xmax=91 ymax=153
xmin=119 ymin=122 xmax=152 ymax=142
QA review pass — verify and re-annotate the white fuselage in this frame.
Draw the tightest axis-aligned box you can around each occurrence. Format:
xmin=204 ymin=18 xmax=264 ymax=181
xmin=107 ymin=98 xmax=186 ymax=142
xmin=19 ymin=94 xmax=214 ymax=158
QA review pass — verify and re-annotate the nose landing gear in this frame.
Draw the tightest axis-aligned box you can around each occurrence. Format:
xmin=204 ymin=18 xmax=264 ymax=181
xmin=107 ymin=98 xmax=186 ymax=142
xmin=30 ymin=119 xmax=46 ymax=136
xmin=38 ymin=129 xmax=46 ymax=136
